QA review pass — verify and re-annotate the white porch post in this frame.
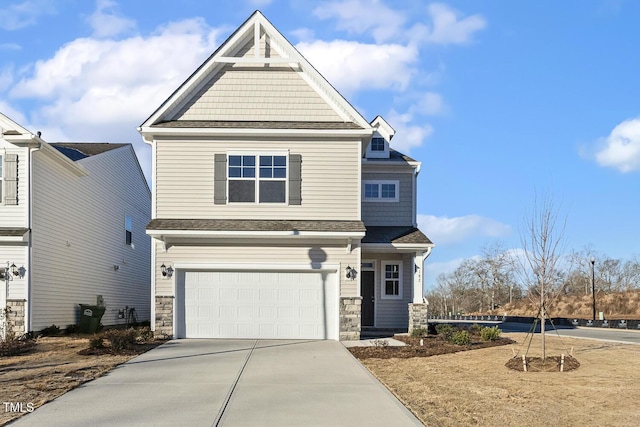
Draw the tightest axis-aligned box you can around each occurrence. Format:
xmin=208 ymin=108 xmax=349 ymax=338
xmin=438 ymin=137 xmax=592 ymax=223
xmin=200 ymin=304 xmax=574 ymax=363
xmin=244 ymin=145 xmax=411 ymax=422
xmin=413 ymin=251 xmax=425 ymax=303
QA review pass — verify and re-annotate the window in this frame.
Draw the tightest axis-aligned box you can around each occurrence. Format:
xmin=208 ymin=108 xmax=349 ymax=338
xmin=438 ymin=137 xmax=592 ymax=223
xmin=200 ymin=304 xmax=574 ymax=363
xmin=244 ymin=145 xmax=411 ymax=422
xmin=362 ymin=180 xmax=399 ymax=202
xmin=228 ymin=154 xmax=287 ymax=203
xmin=371 ymin=137 xmax=385 ymax=152
xmin=381 ymin=262 xmax=402 ymax=299
xmin=0 ymin=155 xmax=3 ymax=202
xmin=125 ymin=215 xmax=133 ymax=246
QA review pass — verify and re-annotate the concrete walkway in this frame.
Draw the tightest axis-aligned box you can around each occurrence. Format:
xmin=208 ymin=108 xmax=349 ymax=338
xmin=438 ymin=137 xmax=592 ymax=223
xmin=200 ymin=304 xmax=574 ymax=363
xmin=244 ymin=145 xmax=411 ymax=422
xmin=10 ymin=339 xmax=422 ymax=427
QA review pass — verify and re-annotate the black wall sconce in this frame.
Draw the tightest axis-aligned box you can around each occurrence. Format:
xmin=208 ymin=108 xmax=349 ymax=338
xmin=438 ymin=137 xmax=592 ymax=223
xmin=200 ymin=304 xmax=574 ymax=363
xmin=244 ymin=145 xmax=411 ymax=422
xmin=345 ymin=265 xmax=357 ymax=280
xmin=160 ymin=263 xmax=174 ymax=279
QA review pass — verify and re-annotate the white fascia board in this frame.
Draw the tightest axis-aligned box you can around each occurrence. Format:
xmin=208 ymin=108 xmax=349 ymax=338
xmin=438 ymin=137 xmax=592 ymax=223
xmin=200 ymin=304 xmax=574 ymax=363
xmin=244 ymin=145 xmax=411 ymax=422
xmin=361 ymin=242 xmax=434 ymax=252
xmin=0 ymin=236 xmax=28 ymax=243
xmin=147 ymin=229 xmax=365 ymax=239
xmin=361 ymin=159 xmax=421 ymax=168
xmin=139 ymin=126 xmax=373 ymax=139
xmin=172 ymin=262 xmax=340 ymax=272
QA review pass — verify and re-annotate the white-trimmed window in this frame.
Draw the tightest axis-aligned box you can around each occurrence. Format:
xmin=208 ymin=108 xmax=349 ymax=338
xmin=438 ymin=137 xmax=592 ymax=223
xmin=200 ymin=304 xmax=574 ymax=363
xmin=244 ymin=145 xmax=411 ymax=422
xmin=228 ymin=154 xmax=287 ymax=203
xmin=363 ymin=180 xmax=399 ymax=202
xmin=125 ymin=215 xmax=133 ymax=246
xmin=371 ymin=137 xmax=385 ymax=152
xmin=0 ymin=155 xmax=3 ymax=203
xmin=381 ymin=261 xmax=402 ymax=299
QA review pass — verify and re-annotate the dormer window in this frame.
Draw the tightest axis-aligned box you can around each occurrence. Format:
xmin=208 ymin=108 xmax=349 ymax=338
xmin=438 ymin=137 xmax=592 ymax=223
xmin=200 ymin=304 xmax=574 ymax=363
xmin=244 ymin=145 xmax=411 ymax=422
xmin=371 ymin=137 xmax=385 ymax=152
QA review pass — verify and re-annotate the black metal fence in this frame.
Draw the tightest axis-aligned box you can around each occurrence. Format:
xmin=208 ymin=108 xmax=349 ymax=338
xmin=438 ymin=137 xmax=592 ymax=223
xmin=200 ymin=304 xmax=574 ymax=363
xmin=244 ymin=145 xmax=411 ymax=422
xmin=428 ymin=314 xmax=640 ymax=329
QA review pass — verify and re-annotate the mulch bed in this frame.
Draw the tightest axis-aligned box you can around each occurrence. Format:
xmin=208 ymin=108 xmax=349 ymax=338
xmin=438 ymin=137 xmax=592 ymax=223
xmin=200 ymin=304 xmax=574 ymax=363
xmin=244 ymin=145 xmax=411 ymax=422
xmin=348 ymin=335 xmax=515 ymax=359
xmin=0 ymin=338 xmax=37 ymax=357
xmin=505 ymin=355 xmax=580 ymax=372
xmin=78 ymin=341 xmax=165 ymax=356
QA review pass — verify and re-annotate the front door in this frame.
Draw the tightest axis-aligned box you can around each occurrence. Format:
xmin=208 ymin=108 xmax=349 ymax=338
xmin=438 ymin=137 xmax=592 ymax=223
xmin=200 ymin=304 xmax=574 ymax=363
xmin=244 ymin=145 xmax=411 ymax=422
xmin=361 ymin=271 xmax=375 ymax=327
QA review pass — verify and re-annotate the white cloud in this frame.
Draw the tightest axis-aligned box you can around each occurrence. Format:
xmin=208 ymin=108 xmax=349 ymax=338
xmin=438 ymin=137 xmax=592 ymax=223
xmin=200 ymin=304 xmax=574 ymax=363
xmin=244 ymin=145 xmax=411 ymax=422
xmin=246 ymin=0 xmax=273 ymax=6
xmin=0 ymin=66 xmax=14 ymax=92
xmin=386 ymin=109 xmax=433 ymax=153
xmin=416 ymin=3 xmax=487 ymax=45
xmin=10 ymin=18 xmax=221 ymax=143
xmin=313 ymin=0 xmax=406 ymax=43
xmin=413 ymin=91 xmax=444 ymax=116
xmin=88 ymin=0 xmax=136 ymax=38
xmin=296 ymin=40 xmax=417 ymax=95
xmin=594 ymin=117 xmax=640 ymax=173
xmin=290 ymin=28 xmax=315 ymax=42
xmin=417 ymin=214 xmax=511 ymax=245
xmin=0 ymin=0 xmax=57 ymax=31
xmin=0 ymin=101 xmax=28 ymax=126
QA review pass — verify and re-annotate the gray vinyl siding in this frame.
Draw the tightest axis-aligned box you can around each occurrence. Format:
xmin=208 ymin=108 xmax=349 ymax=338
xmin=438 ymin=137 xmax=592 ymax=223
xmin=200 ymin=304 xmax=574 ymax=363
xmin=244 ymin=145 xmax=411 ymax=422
xmin=364 ymin=253 xmax=412 ymax=329
xmin=30 ymin=147 xmax=151 ymax=331
xmin=155 ymin=138 xmax=361 ymax=220
xmin=361 ymin=172 xmax=413 ymax=226
xmin=155 ymin=241 xmax=360 ymax=297
xmin=0 ymin=143 xmax=28 ymax=227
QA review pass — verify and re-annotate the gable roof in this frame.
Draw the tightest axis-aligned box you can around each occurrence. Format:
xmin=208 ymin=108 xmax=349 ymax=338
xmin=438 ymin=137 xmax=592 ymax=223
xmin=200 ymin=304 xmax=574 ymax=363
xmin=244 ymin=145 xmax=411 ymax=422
xmin=139 ymin=11 xmax=372 ymax=136
xmin=51 ymin=143 xmax=128 ymax=161
xmin=362 ymin=226 xmax=433 ymax=246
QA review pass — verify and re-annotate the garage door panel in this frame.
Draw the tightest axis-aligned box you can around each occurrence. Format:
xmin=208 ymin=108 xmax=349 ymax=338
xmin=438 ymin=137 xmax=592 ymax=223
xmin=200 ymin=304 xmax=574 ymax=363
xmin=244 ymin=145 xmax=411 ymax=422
xmin=182 ymin=270 xmax=337 ymax=339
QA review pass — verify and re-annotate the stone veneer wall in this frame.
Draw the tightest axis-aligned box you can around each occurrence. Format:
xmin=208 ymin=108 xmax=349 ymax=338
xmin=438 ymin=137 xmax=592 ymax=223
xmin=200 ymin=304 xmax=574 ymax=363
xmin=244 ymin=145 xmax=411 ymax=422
xmin=5 ymin=300 xmax=26 ymax=336
xmin=408 ymin=303 xmax=428 ymax=334
xmin=155 ymin=296 xmax=174 ymax=338
xmin=339 ymin=296 xmax=361 ymax=341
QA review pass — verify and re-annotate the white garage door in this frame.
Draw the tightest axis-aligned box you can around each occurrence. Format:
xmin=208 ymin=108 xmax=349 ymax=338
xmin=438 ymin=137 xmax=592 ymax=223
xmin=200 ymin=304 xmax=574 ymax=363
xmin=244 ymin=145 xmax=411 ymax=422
xmin=180 ymin=270 xmax=338 ymax=340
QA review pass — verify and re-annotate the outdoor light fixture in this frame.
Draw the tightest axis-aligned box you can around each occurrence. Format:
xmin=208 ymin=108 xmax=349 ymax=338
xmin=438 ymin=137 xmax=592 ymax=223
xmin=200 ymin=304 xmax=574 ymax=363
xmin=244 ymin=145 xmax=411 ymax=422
xmin=0 ymin=262 xmax=25 ymax=280
xmin=345 ymin=265 xmax=357 ymax=280
xmin=161 ymin=263 xmax=174 ymax=279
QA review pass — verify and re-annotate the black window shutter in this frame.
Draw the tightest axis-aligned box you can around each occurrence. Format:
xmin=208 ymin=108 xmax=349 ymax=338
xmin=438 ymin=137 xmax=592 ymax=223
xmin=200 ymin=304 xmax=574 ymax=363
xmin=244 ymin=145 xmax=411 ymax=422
xmin=289 ymin=154 xmax=301 ymax=205
xmin=214 ymin=154 xmax=227 ymax=205
xmin=4 ymin=154 xmax=18 ymax=205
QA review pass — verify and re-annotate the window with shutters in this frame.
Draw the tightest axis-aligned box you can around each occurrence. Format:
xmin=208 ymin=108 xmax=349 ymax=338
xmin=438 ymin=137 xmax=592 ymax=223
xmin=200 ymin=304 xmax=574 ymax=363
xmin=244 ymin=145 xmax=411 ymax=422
xmin=228 ymin=153 xmax=288 ymax=204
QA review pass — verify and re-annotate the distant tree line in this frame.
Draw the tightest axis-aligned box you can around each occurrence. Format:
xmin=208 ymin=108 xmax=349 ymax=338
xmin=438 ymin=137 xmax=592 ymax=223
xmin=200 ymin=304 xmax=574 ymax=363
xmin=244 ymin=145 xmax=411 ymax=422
xmin=426 ymin=244 xmax=640 ymax=316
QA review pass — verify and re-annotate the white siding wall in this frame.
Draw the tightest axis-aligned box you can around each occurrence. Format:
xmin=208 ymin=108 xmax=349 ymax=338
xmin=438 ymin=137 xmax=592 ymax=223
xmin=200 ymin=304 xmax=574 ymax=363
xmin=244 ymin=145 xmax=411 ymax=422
xmin=155 ymin=241 xmax=359 ymax=297
xmin=0 ymin=140 xmax=28 ymax=227
xmin=155 ymin=138 xmax=361 ymax=220
xmin=365 ymin=253 xmax=412 ymax=329
xmin=30 ymin=147 xmax=151 ymax=331
xmin=361 ymin=171 xmax=413 ymax=226
xmin=0 ymin=244 xmax=28 ymax=300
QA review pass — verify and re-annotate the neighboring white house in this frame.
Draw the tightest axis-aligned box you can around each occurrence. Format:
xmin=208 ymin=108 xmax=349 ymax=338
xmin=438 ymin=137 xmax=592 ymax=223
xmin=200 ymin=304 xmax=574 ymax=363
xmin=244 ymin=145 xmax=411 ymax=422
xmin=139 ymin=11 xmax=433 ymax=341
xmin=0 ymin=112 xmax=151 ymax=335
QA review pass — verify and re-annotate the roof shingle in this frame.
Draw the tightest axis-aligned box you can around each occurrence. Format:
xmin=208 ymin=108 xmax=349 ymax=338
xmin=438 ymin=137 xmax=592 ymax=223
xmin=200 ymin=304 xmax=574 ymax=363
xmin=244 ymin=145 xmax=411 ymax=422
xmin=147 ymin=219 xmax=366 ymax=233
xmin=362 ymin=226 xmax=433 ymax=245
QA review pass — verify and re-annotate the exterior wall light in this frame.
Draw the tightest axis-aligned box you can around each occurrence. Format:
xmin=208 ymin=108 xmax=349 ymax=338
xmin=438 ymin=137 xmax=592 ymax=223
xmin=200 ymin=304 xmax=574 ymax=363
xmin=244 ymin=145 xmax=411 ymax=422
xmin=1 ymin=262 xmax=25 ymax=280
xmin=345 ymin=266 xmax=357 ymax=280
xmin=161 ymin=263 xmax=174 ymax=279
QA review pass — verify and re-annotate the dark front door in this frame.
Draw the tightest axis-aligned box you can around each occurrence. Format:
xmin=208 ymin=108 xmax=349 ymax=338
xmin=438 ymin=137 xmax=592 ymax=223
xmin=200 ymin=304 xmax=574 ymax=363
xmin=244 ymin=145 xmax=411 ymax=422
xmin=361 ymin=271 xmax=375 ymax=327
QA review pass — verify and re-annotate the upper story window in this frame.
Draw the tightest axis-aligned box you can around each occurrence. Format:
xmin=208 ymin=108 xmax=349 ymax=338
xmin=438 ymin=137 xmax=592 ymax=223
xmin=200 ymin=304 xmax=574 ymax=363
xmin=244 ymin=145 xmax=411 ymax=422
xmin=371 ymin=137 xmax=385 ymax=152
xmin=228 ymin=154 xmax=287 ymax=203
xmin=0 ymin=155 xmax=3 ymax=203
xmin=362 ymin=180 xmax=399 ymax=202
xmin=125 ymin=215 xmax=133 ymax=246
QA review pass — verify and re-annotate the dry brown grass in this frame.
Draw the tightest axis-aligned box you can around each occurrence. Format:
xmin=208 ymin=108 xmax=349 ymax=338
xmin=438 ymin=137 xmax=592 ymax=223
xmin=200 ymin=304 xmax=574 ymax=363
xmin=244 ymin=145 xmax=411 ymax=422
xmin=361 ymin=333 xmax=640 ymax=427
xmin=0 ymin=336 xmax=163 ymax=426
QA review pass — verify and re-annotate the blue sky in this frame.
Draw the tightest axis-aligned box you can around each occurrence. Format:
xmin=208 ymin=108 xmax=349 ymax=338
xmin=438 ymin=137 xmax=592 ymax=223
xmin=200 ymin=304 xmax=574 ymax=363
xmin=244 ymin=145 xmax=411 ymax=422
xmin=1 ymin=0 xmax=639 ymax=291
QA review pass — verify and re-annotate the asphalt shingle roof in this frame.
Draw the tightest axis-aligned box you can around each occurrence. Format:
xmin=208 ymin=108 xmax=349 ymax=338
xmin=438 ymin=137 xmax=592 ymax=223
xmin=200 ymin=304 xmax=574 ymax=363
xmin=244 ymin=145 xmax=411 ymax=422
xmin=361 ymin=226 xmax=433 ymax=245
xmin=0 ymin=228 xmax=29 ymax=237
xmin=152 ymin=120 xmax=364 ymax=130
xmin=51 ymin=143 xmax=128 ymax=161
xmin=147 ymin=219 xmax=366 ymax=233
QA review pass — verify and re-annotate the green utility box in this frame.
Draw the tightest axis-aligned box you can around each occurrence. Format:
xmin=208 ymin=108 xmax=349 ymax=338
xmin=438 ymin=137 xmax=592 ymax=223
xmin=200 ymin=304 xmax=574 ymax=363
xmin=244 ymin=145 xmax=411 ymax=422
xmin=79 ymin=304 xmax=106 ymax=334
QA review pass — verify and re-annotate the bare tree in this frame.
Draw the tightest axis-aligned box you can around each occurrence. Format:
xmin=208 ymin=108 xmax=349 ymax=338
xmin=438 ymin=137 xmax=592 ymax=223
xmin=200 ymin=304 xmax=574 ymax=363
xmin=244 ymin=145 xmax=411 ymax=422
xmin=518 ymin=193 xmax=567 ymax=361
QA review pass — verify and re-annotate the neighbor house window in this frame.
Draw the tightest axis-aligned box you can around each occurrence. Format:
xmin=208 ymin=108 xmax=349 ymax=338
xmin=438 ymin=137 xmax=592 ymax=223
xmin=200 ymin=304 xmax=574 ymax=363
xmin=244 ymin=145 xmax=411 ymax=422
xmin=0 ymin=155 xmax=3 ymax=202
xmin=362 ymin=180 xmax=399 ymax=202
xmin=228 ymin=154 xmax=287 ymax=203
xmin=371 ymin=137 xmax=385 ymax=152
xmin=125 ymin=215 xmax=133 ymax=246
xmin=381 ymin=261 xmax=402 ymax=299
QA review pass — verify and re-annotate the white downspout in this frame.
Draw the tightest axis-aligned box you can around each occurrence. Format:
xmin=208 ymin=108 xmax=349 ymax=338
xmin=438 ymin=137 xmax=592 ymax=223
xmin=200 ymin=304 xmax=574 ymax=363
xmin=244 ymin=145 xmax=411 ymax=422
xmin=25 ymin=139 xmax=42 ymax=334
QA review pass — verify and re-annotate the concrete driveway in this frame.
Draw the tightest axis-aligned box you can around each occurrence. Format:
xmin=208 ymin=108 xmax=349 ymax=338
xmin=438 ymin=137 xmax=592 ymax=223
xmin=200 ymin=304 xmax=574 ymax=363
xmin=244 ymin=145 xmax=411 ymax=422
xmin=10 ymin=339 xmax=423 ymax=426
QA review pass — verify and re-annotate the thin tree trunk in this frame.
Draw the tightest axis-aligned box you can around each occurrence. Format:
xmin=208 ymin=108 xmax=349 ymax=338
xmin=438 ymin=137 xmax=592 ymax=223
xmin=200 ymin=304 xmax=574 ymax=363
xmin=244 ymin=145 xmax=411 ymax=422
xmin=541 ymin=280 xmax=546 ymax=361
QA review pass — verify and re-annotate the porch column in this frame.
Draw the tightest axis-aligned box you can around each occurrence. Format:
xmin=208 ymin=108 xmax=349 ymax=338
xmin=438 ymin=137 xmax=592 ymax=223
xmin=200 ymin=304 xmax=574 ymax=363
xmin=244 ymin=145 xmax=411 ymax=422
xmin=413 ymin=251 xmax=426 ymax=303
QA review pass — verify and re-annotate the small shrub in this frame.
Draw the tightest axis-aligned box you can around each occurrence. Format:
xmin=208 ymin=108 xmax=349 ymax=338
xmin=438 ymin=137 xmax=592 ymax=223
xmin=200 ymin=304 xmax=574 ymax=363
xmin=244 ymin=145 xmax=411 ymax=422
xmin=105 ymin=328 xmax=137 ymax=353
xmin=435 ymin=323 xmax=454 ymax=338
xmin=89 ymin=334 xmax=105 ymax=350
xmin=136 ymin=326 xmax=154 ymax=343
xmin=448 ymin=330 xmax=471 ymax=345
xmin=372 ymin=339 xmax=389 ymax=347
xmin=480 ymin=326 xmax=502 ymax=341
xmin=40 ymin=324 xmax=60 ymax=337
xmin=65 ymin=324 xmax=79 ymax=335
xmin=470 ymin=323 xmax=483 ymax=335
xmin=410 ymin=327 xmax=427 ymax=337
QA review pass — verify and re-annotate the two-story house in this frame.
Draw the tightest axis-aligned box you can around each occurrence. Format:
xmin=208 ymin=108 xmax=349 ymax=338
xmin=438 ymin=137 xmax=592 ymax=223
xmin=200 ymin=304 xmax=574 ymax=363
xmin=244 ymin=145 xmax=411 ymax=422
xmin=140 ymin=11 xmax=433 ymax=340
xmin=0 ymin=112 xmax=151 ymax=336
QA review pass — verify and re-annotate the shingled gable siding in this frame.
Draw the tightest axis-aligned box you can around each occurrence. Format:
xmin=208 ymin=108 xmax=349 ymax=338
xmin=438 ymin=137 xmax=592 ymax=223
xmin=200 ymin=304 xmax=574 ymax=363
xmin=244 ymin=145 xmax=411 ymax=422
xmin=155 ymin=139 xmax=360 ymax=220
xmin=361 ymin=172 xmax=413 ymax=226
xmin=173 ymin=34 xmax=343 ymax=123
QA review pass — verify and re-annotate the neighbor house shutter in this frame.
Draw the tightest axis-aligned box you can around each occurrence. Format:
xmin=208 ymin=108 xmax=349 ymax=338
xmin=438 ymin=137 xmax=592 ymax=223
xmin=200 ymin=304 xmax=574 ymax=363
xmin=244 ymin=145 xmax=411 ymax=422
xmin=3 ymin=154 xmax=18 ymax=205
xmin=289 ymin=154 xmax=302 ymax=205
xmin=214 ymin=154 xmax=227 ymax=205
